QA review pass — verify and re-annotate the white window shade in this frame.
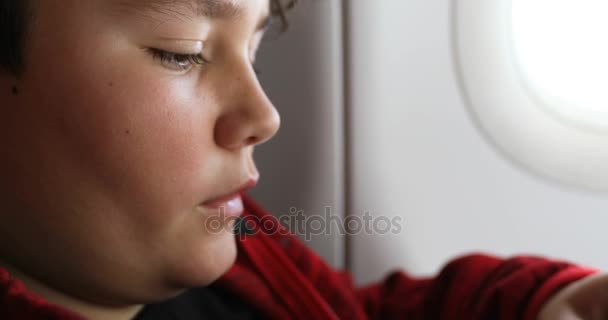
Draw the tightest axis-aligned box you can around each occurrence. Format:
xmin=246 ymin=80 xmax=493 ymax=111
xmin=452 ymin=0 xmax=608 ymax=192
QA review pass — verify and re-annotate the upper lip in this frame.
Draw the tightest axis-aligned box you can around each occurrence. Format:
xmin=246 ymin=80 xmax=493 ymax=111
xmin=201 ymin=178 xmax=258 ymax=206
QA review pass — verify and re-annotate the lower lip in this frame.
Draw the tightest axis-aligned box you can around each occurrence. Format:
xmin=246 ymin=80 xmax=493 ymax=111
xmin=199 ymin=194 xmax=244 ymax=217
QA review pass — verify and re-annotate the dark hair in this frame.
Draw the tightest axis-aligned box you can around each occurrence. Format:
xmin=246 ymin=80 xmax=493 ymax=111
xmin=0 ymin=0 xmax=296 ymax=76
xmin=0 ymin=0 xmax=29 ymax=75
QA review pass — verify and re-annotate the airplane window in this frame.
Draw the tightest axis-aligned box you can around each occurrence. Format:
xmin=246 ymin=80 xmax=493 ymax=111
xmin=511 ymin=0 xmax=608 ymax=130
xmin=452 ymin=0 xmax=608 ymax=193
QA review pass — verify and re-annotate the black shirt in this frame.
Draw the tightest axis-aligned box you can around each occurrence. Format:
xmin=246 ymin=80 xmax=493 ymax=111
xmin=134 ymin=285 xmax=258 ymax=320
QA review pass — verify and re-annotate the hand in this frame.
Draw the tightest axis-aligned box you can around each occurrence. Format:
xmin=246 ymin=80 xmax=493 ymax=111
xmin=538 ymin=273 xmax=608 ymax=319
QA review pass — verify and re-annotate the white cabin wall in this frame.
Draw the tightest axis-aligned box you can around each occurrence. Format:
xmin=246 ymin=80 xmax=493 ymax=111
xmin=346 ymin=0 xmax=608 ymax=284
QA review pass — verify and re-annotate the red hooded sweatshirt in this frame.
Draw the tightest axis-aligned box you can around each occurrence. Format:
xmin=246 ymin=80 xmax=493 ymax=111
xmin=0 ymin=194 xmax=598 ymax=319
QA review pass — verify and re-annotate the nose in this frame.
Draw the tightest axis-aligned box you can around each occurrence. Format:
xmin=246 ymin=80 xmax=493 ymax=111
xmin=214 ymin=61 xmax=281 ymax=151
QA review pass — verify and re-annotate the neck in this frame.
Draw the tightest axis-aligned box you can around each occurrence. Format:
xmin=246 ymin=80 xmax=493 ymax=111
xmin=0 ymin=262 xmax=143 ymax=320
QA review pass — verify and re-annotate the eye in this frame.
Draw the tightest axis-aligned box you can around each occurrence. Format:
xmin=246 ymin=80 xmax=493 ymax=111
xmin=146 ymin=48 xmax=211 ymax=71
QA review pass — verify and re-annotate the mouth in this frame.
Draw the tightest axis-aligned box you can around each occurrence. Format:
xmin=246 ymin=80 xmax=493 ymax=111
xmin=200 ymin=193 xmax=244 ymax=217
xmin=198 ymin=178 xmax=258 ymax=217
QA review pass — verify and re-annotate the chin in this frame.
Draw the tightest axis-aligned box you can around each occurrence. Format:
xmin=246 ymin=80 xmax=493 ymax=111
xmin=166 ymin=230 xmax=238 ymax=290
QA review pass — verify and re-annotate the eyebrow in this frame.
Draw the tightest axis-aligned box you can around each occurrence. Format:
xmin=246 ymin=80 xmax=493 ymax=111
xmin=120 ymin=0 xmax=272 ymax=31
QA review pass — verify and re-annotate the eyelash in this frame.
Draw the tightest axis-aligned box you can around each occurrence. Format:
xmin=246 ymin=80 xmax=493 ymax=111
xmin=146 ymin=48 xmax=262 ymax=75
xmin=147 ymin=48 xmax=211 ymax=71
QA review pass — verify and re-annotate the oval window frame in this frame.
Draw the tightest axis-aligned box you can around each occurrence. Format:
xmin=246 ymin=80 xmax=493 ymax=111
xmin=451 ymin=0 xmax=608 ymax=193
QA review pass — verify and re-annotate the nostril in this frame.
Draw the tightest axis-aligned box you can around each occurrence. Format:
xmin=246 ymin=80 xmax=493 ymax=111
xmin=245 ymin=136 xmax=258 ymax=145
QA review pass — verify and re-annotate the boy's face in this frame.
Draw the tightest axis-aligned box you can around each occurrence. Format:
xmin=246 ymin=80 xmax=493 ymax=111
xmin=0 ymin=0 xmax=278 ymax=304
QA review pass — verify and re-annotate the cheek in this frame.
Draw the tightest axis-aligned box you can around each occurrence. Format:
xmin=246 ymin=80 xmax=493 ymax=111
xmin=24 ymin=45 xmax=219 ymax=224
xmin=82 ymin=76 xmax=217 ymax=215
